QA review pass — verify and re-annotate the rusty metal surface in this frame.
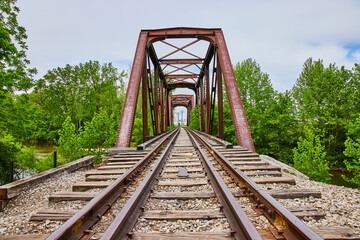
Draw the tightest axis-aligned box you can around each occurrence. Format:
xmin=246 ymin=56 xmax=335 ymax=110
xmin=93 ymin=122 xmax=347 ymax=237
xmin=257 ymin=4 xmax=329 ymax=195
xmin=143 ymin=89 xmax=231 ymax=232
xmin=115 ymin=31 xmax=148 ymax=147
xmin=214 ymin=30 xmax=255 ymax=152
xmin=190 ymin=129 xmax=323 ymax=240
xmin=100 ymin=128 xmax=180 ymax=240
xmin=217 ymin=56 xmax=224 ymax=139
xmin=186 ymin=128 xmax=262 ymax=240
xmin=116 ymin=28 xmax=255 ymax=153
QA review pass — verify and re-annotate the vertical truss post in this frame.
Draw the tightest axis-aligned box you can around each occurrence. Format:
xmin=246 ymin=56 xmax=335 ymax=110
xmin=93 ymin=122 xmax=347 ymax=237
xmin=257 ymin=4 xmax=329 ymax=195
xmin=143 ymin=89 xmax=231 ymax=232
xmin=160 ymin=80 xmax=164 ymax=133
xmin=142 ymin=59 xmax=148 ymax=142
xmin=215 ymin=30 xmax=255 ymax=152
xmin=217 ymin=55 xmax=224 ymax=139
xmin=199 ymin=78 xmax=205 ymax=131
xmin=210 ymin=50 xmax=217 ymax=135
xmin=169 ymin=101 xmax=173 ymax=126
xmin=196 ymin=86 xmax=201 ymax=130
xmin=115 ymin=31 xmax=148 ymax=147
xmin=187 ymin=105 xmax=191 ymax=126
xmin=146 ymin=54 xmax=156 ymax=136
xmin=205 ymin=64 xmax=211 ymax=134
xmin=154 ymin=66 xmax=159 ymax=135
xmin=165 ymin=90 xmax=169 ymax=129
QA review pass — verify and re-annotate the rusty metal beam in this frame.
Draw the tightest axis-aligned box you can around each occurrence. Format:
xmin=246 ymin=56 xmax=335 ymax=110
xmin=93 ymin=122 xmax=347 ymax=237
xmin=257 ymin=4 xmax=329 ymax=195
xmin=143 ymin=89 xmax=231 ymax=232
xmin=154 ymin=66 xmax=159 ymax=135
xmin=166 ymin=82 xmax=197 ymax=93
xmin=217 ymin=56 xmax=224 ymax=139
xmin=145 ymin=27 xmax=218 ymax=39
xmin=214 ymin=30 xmax=255 ymax=152
xmin=159 ymin=59 xmax=204 ymax=64
xmin=205 ymin=65 xmax=210 ymax=134
xmin=142 ymin=60 xmax=148 ymax=141
xmin=115 ymin=31 xmax=148 ymax=147
xmin=166 ymin=74 xmax=198 ymax=79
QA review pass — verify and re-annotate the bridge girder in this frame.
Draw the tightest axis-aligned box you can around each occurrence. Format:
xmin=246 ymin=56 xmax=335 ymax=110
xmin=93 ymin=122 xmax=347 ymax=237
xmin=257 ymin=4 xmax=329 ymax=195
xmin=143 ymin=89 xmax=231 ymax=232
xmin=115 ymin=27 xmax=255 ymax=152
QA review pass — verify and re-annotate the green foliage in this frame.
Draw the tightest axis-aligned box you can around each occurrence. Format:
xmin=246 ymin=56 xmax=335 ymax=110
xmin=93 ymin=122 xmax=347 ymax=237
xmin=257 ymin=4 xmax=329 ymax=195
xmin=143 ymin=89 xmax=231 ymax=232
xmin=0 ymin=93 xmax=48 ymax=141
xmin=189 ymin=106 xmax=200 ymax=130
xmin=131 ymin=118 xmax=143 ymax=147
xmin=342 ymin=116 xmax=360 ymax=188
xmin=0 ymin=0 xmax=36 ymax=99
xmin=231 ymin=58 xmax=299 ymax=163
xmin=293 ymin=128 xmax=331 ymax=183
xmin=343 ymin=138 xmax=360 ymax=188
xmin=55 ymin=109 xmax=121 ymax=164
xmin=55 ymin=117 xmax=84 ymax=163
xmin=292 ymin=58 xmax=355 ymax=164
xmin=0 ymin=133 xmax=37 ymax=184
xmin=34 ymin=60 xmax=126 ymax=140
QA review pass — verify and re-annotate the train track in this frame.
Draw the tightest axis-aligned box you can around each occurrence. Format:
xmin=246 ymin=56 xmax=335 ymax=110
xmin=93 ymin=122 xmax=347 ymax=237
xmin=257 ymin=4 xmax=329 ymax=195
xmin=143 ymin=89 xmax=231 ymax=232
xmin=25 ymin=127 xmax=321 ymax=240
xmin=2 ymin=127 xmax=358 ymax=239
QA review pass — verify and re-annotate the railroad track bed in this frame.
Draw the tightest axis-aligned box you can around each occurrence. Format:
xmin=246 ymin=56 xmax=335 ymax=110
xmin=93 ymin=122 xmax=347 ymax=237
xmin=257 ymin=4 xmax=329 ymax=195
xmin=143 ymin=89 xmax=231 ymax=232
xmin=192 ymin=130 xmax=360 ymax=239
xmin=0 ymin=128 xmax=359 ymax=239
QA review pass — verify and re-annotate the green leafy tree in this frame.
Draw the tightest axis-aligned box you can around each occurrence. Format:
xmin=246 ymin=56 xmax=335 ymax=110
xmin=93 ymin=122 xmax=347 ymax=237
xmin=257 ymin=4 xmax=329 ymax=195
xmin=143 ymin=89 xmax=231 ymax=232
xmin=35 ymin=61 xmax=126 ymax=139
xmin=0 ymin=0 xmax=36 ymax=99
xmin=293 ymin=128 xmax=331 ymax=183
xmin=342 ymin=115 xmax=360 ymax=188
xmin=55 ymin=117 xmax=84 ymax=162
xmin=292 ymin=58 xmax=354 ymax=164
xmin=343 ymin=138 xmax=360 ymax=188
xmin=189 ymin=106 xmax=200 ymax=130
xmin=0 ymin=134 xmax=37 ymax=184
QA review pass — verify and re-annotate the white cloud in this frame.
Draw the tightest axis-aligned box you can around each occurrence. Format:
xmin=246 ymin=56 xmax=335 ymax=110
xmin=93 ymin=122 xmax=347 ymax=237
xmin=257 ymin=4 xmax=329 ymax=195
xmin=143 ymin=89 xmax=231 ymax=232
xmin=18 ymin=0 xmax=360 ymax=91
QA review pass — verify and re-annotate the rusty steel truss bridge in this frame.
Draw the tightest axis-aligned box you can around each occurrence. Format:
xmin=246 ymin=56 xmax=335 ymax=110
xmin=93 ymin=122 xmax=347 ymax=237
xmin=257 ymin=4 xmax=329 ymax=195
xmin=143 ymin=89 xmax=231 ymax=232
xmin=115 ymin=27 xmax=255 ymax=152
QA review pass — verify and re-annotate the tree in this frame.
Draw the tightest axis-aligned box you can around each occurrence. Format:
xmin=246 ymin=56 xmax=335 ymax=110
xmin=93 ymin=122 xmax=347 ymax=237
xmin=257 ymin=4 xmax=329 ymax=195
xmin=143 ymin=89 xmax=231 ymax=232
xmin=342 ymin=115 xmax=360 ymax=188
xmin=34 ymin=61 xmax=126 ymax=139
xmin=292 ymin=58 xmax=354 ymax=165
xmin=293 ymin=127 xmax=331 ymax=183
xmin=0 ymin=0 xmax=36 ymax=99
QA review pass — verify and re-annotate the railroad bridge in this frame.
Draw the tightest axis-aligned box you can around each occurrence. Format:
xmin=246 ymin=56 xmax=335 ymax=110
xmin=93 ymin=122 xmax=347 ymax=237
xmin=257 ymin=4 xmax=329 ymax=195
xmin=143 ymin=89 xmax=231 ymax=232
xmin=0 ymin=28 xmax=359 ymax=240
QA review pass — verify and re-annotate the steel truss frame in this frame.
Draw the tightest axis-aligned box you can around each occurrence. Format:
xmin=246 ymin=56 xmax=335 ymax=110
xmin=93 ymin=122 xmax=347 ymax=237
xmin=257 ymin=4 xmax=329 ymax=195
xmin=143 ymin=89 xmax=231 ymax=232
xmin=115 ymin=27 xmax=255 ymax=152
xmin=169 ymin=95 xmax=195 ymax=126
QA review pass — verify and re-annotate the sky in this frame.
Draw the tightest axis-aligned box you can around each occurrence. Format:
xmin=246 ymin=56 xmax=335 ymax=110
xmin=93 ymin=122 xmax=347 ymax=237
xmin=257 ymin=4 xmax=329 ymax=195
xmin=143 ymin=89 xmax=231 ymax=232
xmin=17 ymin=0 xmax=360 ymax=96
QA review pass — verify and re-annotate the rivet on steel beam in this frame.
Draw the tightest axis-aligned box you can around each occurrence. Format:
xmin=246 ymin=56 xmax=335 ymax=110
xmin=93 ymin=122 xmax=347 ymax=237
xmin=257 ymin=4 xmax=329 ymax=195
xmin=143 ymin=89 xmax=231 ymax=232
xmin=254 ymin=203 xmax=258 ymax=208
xmin=219 ymin=205 xmax=224 ymax=210
xmin=268 ymin=209 xmax=274 ymax=216
xmin=278 ymin=229 xmax=285 ymax=234
xmin=230 ymin=230 xmax=236 ymax=236
xmin=127 ymin=232 xmax=133 ymax=237
xmin=259 ymin=204 xmax=265 ymax=209
xmin=249 ymin=193 xmax=254 ymax=197
xmin=256 ymin=198 xmax=261 ymax=203
xmin=97 ymin=214 xmax=102 ymax=220
xmin=140 ymin=206 xmax=145 ymax=212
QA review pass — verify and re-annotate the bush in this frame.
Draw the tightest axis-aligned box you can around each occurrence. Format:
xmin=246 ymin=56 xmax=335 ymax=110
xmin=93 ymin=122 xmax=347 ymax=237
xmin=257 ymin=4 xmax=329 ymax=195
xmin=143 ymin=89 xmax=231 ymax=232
xmin=293 ymin=128 xmax=331 ymax=183
xmin=343 ymin=138 xmax=360 ymax=188
xmin=55 ymin=117 xmax=84 ymax=162
xmin=0 ymin=134 xmax=38 ymax=184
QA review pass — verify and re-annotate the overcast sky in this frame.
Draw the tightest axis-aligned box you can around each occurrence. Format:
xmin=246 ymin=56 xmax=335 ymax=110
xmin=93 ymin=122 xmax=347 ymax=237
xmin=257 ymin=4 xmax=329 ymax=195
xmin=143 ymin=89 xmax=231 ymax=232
xmin=18 ymin=0 xmax=360 ymax=94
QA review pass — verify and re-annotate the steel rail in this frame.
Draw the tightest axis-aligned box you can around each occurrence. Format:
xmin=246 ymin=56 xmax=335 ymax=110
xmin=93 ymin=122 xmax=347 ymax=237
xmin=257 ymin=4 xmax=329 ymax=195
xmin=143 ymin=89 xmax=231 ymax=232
xmin=187 ymin=128 xmax=323 ymax=240
xmin=191 ymin=128 xmax=233 ymax=148
xmin=47 ymin=128 xmax=180 ymax=240
xmin=136 ymin=128 xmax=176 ymax=150
xmin=100 ymin=128 xmax=180 ymax=240
xmin=185 ymin=128 xmax=262 ymax=240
